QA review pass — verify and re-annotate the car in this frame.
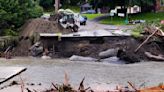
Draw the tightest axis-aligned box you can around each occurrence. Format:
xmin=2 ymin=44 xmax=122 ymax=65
xmin=73 ymin=13 xmax=87 ymax=25
xmin=79 ymin=15 xmax=87 ymax=25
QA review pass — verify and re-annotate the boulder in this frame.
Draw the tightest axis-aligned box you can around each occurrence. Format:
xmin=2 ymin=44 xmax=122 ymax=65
xmin=41 ymin=55 xmax=51 ymax=59
xmin=99 ymin=48 xmax=119 ymax=59
xmin=117 ymin=49 xmax=140 ymax=64
xmin=100 ymin=56 xmax=125 ymax=64
xmin=69 ymin=55 xmax=97 ymax=61
xmin=29 ymin=42 xmax=43 ymax=57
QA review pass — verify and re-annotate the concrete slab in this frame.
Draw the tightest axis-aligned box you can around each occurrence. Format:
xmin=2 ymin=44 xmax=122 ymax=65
xmin=0 ymin=67 xmax=26 ymax=85
xmin=40 ymin=30 xmax=131 ymax=37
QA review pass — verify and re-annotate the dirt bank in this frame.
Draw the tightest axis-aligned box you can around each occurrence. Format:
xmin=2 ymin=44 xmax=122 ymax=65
xmin=20 ymin=18 xmax=72 ymax=38
xmin=12 ymin=35 xmax=164 ymax=61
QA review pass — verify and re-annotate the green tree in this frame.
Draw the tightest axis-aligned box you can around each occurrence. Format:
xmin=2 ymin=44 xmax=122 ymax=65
xmin=88 ymin=0 xmax=155 ymax=9
xmin=39 ymin=0 xmax=54 ymax=9
xmin=0 ymin=0 xmax=43 ymax=36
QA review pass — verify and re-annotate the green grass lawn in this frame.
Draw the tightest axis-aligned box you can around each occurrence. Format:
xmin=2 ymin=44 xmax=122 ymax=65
xmin=100 ymin=12 xmax=164 ymax=25
xmin=82 ymin=14 xmax=104 ymax=20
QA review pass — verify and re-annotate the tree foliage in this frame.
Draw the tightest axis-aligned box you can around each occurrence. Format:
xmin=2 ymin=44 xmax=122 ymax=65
xmin=39 ymin=0 xmax=54 ymax=9
xmin=0 ymin=0 xmax=43 ymax=36
xmin=88 ymin=0 xmax=155 ymax=12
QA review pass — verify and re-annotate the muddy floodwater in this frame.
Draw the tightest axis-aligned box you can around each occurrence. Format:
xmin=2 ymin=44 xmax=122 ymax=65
xmin=0 ymin=57 xmax=164 ymax=91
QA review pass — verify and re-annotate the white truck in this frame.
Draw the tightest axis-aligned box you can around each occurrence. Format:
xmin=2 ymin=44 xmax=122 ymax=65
xmin=58 ymin=9 xmax=87 ymax=32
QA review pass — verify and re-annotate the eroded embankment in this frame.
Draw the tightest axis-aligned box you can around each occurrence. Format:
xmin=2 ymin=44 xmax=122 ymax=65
xmin=40 ymin=36 xmax=164 ymax=61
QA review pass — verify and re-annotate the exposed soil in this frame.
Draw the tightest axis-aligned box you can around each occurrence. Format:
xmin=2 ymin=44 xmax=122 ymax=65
xmin=40 ymin=36 xmax=164 ymax=61
xmin=19 ymin=18 xmax=72 ymax=38
xmin=13 ymin=17 xmax=73 ymax=56
xmin=54 ymin=37 xmax=131 ymax=58
xmin=12 ymin=39 xmax=31 ymax=56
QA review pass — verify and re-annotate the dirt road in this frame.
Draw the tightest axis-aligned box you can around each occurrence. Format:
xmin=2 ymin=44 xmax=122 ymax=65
xmin=0 ymin=57 xmax=164 ymax=91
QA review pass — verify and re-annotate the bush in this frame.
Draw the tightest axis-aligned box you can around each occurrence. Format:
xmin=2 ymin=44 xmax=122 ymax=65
xmin=0 ymin=0 xmax=43 ymax=36
xmin=2 ymin=29 xmax=18 ymax=36
xmin=39 ymin=0 xmax=54 ymax=9
xmin=132 ymin=20 xmax=164 ymax=38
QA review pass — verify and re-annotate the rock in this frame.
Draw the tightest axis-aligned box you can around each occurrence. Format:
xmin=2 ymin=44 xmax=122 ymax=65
xmin=29 ymin=42 xmax=43 ymax=57
xmin=101 ymin=56 xmax=126 ymax=64
xmin=31 ymin=46 xmax=43 ymax=56
xmin=99 ymin=48 xmax=119 ymax=59
xmin=69 ymin=55 xmax=97 ymax=61
xmin=34 ymin=42 xmax=41 ymax=47
xmin=117 ymin=49 xmax=140 ymax=64
xmin=41 ymin=55 xmax=51 ymax=59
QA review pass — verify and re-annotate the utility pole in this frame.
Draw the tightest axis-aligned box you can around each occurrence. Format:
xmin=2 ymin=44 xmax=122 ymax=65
xmin=55 ymin=0 xmax=60 ymax=13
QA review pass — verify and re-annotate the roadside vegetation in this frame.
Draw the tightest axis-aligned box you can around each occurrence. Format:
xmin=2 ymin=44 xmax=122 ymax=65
xmin=100 ymin=12 xmax=164 ymax=25
xmin=0 ymin=0 xmax=43 ymax=36
xmin=82 ymin=14 xmax=104 ymax=20
xmin=63 ymin=6 xmax=80 ymax=13
xmin=131 ymin=20 xmax=164 ymax=38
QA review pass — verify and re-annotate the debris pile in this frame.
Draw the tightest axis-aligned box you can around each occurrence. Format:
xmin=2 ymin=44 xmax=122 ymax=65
xmin=17 ymin=73 xmax=164 ymax=92
xmin=134 ymin=24 xmax=164 ymax=61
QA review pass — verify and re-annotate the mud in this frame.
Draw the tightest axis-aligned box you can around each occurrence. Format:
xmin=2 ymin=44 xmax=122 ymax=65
xmin=40 ymin=36 xmax=164 ymax=61
xmin=11 ymin=35 xmax=164 ymax=62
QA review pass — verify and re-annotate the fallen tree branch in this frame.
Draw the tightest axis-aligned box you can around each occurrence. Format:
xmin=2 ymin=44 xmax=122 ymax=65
xmin=135 ymin=29 xmax=158 ymax=53
xmin=20 ymin=76 xmax=25 ymax=92
xmin=52 ymin=83 xmax=58 ymax=90
xmin=145 ymin=52 xmax=164 ymax=61
xmin=127 ymin=81 xmax=138 ymax=91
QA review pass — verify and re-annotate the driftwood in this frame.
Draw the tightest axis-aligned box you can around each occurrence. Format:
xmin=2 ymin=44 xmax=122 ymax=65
xmin=144 ymin=27 xmax=164 ymax=36
xmin=145 ymin=52 xmax=164 ymax=61
xmin=127 ymin=81 xmax=138 ymax=91
xmin=135 ymin=29 xmax=158 ymax=53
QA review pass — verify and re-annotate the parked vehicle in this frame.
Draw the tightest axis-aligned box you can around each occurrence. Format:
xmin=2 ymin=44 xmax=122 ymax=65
xmin=79 ymin=15 xmax=87 ymax=25
xmin=58 ymin=9 xmax=88 ymax=32
xmin=59 ymin=13 xmax=79 ymax=32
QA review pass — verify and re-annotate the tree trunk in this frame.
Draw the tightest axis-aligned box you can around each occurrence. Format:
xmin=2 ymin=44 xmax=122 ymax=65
xmin=55 ymin=0 xmax=60 ymax=13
